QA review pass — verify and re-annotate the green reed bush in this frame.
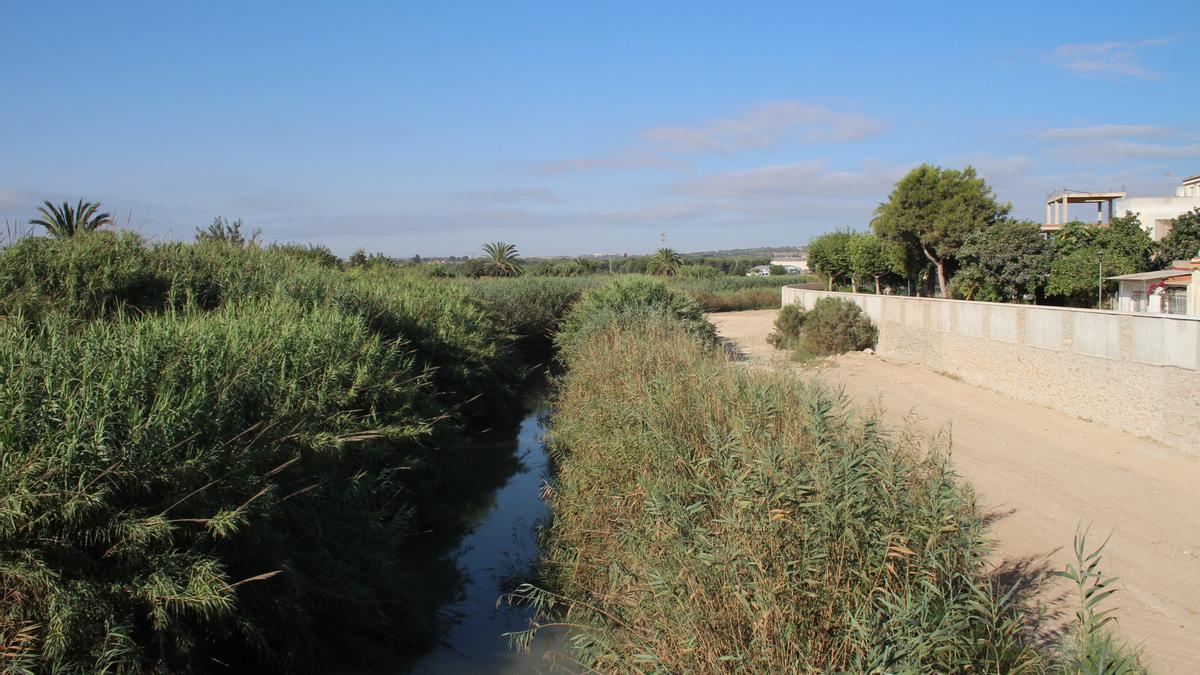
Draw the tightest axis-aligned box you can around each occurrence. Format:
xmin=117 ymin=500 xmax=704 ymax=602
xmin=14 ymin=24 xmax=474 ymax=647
xmin=0 ymin=300 xmax=452 ymax=671
xmin=458 ymin=276 xmax=597 ymax=355
xmin=517 ymin=318 xmax=1044 ymax=672
xmin=766 ymin=302 xmax=806 ymax=348
xmin=667 ymin=274 xmax=806 ymax=312
xmin=553 ymin=276 xmax=714 ymax=358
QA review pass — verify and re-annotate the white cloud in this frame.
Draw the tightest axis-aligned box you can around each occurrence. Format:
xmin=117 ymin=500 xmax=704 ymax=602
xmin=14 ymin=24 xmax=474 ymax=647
xmin=1047 ymin=37 xmax=1175 ymax=79
xmin=668 ymin=159 xmax=910 ymax=199
xmin=454 ymin=187 xmax=561 ymax=204
xmin=641 ymin=101 xmax=887 ymax=154
xmin=1036 ymin=124 xmax=1166 ymax=141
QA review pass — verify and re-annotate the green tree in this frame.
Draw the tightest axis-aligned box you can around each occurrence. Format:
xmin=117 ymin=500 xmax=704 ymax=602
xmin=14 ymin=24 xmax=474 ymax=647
xmin=481 ymin=241 xmax=523 ymax=276
xmin=953 ymin=219 xmax=1053 ymax=302
xmin=807 ymin=231 xmax=854 ymax=290
xmin=29 ymin=199 xmax=113 ymax=238
xmin=1157 ymin=208 xmax=1200 ymax=264
xmin=872 ymin=164 xmax=1010 ymax=298
xmin=648 ymin=248 xmax=683 ymax=276
xmin=196 ymin=216 xmax=260 ymax=247
xmin=848 ymin=233 xmax=902 ymax=294
xmin=768 ymin=264 xmax=786 ymax=276
xmin=1046 ymin=214 xmax=1153 ymax=307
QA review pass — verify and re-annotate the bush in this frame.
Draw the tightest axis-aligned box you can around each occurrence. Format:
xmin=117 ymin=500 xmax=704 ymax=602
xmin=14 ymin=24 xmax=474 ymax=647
xmin=458 ymin=276 xmax=597 ymax=355
xmin=553 ymin=276 xmax=714 ymax=357
xmin=798 ymin=297 xmax=877 ymax=355
xmin=518 ymin=318 xmax=1043 ymax=671
xmin=766 ymin=302 xmax=806 ymax=347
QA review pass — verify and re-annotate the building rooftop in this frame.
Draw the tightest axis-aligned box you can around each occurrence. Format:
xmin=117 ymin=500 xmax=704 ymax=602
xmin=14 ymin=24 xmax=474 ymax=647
xmin=1046 ymin=190 xmax=1127 ymax=205
xmin=1107 ymin=269 xmax=1193 ymax=282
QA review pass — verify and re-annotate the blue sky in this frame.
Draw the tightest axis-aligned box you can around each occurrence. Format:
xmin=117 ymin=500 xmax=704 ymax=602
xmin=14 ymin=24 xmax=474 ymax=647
xmin=2 ymin=1 xmax=1197 ymax=257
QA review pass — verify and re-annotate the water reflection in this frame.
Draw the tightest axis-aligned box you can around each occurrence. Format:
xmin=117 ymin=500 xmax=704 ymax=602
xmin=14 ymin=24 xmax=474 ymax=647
xmin=408 ymin=399 xmax=564 ymax=674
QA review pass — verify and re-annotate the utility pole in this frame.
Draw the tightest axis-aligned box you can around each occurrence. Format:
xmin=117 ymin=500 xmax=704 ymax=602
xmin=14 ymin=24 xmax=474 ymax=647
xmin=1098 ymin=257 xmax=1104 ymax=310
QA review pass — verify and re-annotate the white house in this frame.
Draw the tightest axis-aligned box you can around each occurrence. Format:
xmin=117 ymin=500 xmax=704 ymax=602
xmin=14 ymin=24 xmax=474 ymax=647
xmin=1042 ymin=173 xmax=1200 ymax=241
xmin=1117 ymin=174 xmax=1200 ymax=240
xmin=1108 ymin=258 xmax=1200 ymax=316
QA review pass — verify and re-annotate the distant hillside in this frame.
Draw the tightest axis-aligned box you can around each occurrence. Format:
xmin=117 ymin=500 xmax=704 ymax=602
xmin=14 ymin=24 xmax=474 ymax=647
xmin=683 ymin=246 xmax=805 ymax=258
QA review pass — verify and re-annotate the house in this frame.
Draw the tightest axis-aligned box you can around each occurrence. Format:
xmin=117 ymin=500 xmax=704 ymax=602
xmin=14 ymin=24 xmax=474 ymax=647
xmin=770 ymin=257 xmax=810 ymax=273
xmin=1042 ymin=173 xmax=1200 ymax=241
xmin=1108 ymin=258 xmax=1200 ymax=316
xmin=746 ymin=265 xmax=772 ymax=276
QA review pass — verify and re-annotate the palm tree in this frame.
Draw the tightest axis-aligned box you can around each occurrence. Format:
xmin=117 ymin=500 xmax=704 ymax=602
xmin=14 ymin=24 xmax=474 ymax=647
xmin=649 ymin=248 xmax=682 ymax=276
xmin=29 ymin=199 xmax=112 ymax=238
xmin=482 ymin=241 xmax=523 ymax=277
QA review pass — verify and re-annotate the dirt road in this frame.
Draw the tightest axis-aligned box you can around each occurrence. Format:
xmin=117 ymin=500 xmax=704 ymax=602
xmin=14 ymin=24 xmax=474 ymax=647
xmin=710 ymin=309 xmax=1200 ymax=672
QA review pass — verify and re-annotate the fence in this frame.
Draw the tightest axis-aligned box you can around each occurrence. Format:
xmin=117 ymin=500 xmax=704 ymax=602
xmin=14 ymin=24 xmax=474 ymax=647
xmin=782 ymin=287 xmax=1200 ymax=453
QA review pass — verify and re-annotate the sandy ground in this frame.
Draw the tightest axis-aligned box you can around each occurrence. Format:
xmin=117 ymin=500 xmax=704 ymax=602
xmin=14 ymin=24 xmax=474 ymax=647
xmin=710 ymin=309 xmax=1200 ymax=672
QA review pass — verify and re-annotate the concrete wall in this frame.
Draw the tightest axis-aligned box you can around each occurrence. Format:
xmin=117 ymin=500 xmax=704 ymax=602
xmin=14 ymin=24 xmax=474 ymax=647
xmin=1119 ymin=196 xmax=1200 ymax=240
xmin=782 ymin=287 xmax=1200 ymax=453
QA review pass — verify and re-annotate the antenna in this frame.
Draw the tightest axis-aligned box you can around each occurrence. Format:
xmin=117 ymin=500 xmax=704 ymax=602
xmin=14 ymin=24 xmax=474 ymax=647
xmin=1166 ymin=170 xmax=1173 ymax=197
xmin=659 ymin=231 xmax=667 ymax=246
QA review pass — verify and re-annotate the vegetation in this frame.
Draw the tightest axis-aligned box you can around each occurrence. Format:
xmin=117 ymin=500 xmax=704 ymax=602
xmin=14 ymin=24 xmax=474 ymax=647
xmin=768 ymin=297 xmax=877 ymax=358
xmin=521 ymin=314 xmax=1043 ymax=671
xmin=873 ymin=164 xmax=1011 ymax=298
xmin=648 ymin=247 xmax=683 ymax=276
xmin=481 ymin=241 xmax=524 ymax=277
xmin=1156 ymin=207 xmax=1200 ymax=264
xmin=954 ymin=219 xmax=1055 ymax=302
xmin=1045 ymin=215 xmax=1154 ymax=307
xmin=553 ymin=276 xmax=714 ymax=358
xmin=28 ymin=199 xmax=113 ymax=238
xmin=807 ymin=230 xmax=854 ymax=290
xmin=0 ymin=229 xmax=569 ymax=672
xmin=196 ymin=216 xmax=261 ymax=246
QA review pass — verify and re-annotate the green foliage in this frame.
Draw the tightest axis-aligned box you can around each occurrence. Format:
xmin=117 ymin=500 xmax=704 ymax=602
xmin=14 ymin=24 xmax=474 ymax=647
xmin=848 ymin=232 xmax=903 ymax=293
xmin=669 ymin=274 xmax=804 ymax=312
xmin=1156 ymin=207 xmax=1200 ymax=264
xmin=954 ymin=219 xmax=1054 ymax=302
xmin=28 ymin=199 xmax=113 ymax=238
xmin=797 ymin=296 xmax=878 ymax=355
xmin=648 ymin=248 xmax=683 ymax=276
xmin=481 ymin=241 xmax=523 ymax=277
xmin=807 ymin=230 xmax=854 ymax=290
xmin=0 ymin=233 xmax=527 ymax=671
xmin=678 ymin=263 xmax=720 ymax=279
xmin=459 ymin=276 xmax=597 ymax=354
xmin=767 ymin=263 xmax=786 ymax=275
xmin=195 ymin=216 xmax=260 ymax=247
xmin=873 ymin=164 xmax=1010 ymax=297
xmin=519 ymin=318 xmax=1043 ymax=671
xmin=553 ymin=276 xmax=714 ymax=357
xmin=766 ymin=302 xmax=806 ymax=348
xmin=1046 ymin=215 xmax=1154 ymax=307
xmin=1053 ymin=527 xmax=1147 ymax=674
xmin=268 ymin=242 xmax=341 ymax=268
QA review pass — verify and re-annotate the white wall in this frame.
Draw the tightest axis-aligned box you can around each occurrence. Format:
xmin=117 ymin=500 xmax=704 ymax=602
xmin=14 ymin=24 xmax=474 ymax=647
xmin=1119 ymin=196 xmax=1200 ymax=240
xmin=781 ymin=287 xmax=1200 ymax=453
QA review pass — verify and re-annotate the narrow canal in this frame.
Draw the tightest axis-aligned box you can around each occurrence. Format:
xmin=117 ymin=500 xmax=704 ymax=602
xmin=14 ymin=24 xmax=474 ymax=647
xmin=408 ymin=393 xmax=565 ymax=674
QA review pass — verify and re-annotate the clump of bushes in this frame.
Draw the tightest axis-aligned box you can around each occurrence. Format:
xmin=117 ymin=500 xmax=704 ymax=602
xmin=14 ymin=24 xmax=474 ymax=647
xmin=554 ymin=276 xmax=714 ymax=358
xmin=519 ymin=317 xmax=1044 ymax=671
xmin=458 ymin=276 xmax=597 ymax=355
xmin=0 ymin=232 xmax=539 ymax=672
xmin=768 ymin=297 xmax=877 ymax=357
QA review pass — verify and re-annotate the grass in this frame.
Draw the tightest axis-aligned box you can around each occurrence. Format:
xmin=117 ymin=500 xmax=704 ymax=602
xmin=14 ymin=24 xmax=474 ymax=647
xmin=514 ymin=300 xmax=1145 ymax=672
xmin=667 ymin=274 xmax=812 ymax=312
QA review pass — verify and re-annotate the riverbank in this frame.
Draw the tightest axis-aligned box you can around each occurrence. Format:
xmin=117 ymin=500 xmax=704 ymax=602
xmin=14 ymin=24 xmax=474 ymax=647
xmin=710 ymin=309 xmax=1200 ymax=673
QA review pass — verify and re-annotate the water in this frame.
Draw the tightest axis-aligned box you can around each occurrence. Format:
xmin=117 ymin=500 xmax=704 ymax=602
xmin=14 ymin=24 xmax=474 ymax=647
xmin=408 ymin=398 xmax=566 ymax=674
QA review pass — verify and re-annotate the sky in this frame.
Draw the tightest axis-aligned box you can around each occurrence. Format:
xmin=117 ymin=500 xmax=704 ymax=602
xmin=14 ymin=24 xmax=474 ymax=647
xmin=2 ymin=1 xmax=1198 ymax=257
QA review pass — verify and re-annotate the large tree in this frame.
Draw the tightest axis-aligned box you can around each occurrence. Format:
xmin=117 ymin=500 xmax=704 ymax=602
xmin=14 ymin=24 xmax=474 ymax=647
xmin=953 ymin=219 xmax=1054 ymax=303
xmin=872 ymin=164 xmax=1009 ymax=298
xmin=848 ymin=232 xmax=903 ymax=294
xmin=1157 ymin=208 xmax=1200 ymax=264
xmin=29 ymin=199 xmax=112 ymax=238
xmin=807 ymin=230 xmax=854 ymax=290
xmin=1045 ymin=214 xmax=1153 ymax=307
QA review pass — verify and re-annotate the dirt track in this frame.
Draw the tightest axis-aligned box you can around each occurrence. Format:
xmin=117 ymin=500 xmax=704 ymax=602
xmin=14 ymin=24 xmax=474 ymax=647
xmin=710 ymin=309 xmax=1200 ymax=672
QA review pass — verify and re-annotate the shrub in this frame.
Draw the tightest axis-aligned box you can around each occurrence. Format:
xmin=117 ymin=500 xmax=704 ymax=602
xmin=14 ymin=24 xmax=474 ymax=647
xmin=553 ymin=276 xmax=714 ymax=357
xmin=766 ymin=302 xmax=806 ymax=348
xmin=459 ymin=276 xmax=597 ymax=355
xmin=517 ymin=318 xmax=1042 ymax=671
xmin=799 ymin=297 xmax=877 ymax=355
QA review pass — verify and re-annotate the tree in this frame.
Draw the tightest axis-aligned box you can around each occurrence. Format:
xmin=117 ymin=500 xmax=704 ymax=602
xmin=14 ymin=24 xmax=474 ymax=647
xmin=648 ymin=248 xmax=683 ymax=276
xmin=482 ymin=241 xmax=523 ymax=276
xmin=807 ymin=231 xmax=854 ymax=290
xmin=1157 ymin=208 xmax=1200 ymax=264
xmin=768 ymin=264 xmax=786 ymax=276
xmin=1046 ymin=214 xmax=1154 ymax=307
xmin=872 ymin=164 xmax=1010 ymax=298
xmin=29 ymin=199 xmax=112 ymax=238
xmin=196 ymin=216 xmax=260 ymax=246
xmin=848 ymin=233 xmax=903 ymax=294
xmin=953 ymin=219 xmax=1053 ymax=302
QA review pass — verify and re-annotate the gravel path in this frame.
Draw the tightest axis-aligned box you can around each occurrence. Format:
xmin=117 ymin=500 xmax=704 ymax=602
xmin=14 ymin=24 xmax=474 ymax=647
xmin=710 ymin=309 xmax=1200 ymax=672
